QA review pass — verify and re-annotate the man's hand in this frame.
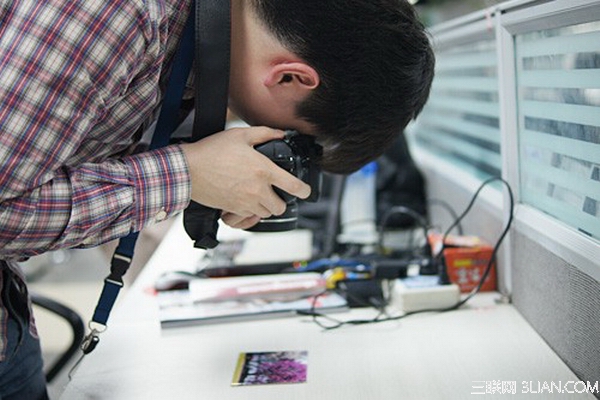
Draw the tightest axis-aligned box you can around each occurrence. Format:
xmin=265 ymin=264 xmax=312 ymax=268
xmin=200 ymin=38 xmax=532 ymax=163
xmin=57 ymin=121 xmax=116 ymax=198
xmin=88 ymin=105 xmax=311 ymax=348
xmin=180 ymin=127 xmax=311 ymax=220
xmin=220 ymin=212 xmax=261 ymax=230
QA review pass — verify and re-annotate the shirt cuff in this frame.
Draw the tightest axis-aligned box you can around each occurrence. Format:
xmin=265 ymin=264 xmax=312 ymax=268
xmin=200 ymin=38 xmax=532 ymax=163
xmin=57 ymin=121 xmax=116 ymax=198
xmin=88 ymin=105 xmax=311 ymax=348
xmin=123 ymin=145 xmax=191 ymax=231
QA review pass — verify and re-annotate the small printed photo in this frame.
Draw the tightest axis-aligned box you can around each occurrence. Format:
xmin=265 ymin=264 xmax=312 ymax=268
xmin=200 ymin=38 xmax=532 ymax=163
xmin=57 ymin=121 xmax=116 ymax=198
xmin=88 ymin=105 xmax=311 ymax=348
xmin=231 ymin=350 xmax=308 ymax=386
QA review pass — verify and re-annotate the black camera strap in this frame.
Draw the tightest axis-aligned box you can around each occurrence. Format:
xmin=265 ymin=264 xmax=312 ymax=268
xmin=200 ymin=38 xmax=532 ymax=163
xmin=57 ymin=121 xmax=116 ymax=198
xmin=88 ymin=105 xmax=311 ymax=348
xmin=76 ymin=0 xmax=231 ymax=368
xmin=183 ymin=0 xmax=231 ymax=250
xmin=192 ymin=0 xmax=230 ymax=140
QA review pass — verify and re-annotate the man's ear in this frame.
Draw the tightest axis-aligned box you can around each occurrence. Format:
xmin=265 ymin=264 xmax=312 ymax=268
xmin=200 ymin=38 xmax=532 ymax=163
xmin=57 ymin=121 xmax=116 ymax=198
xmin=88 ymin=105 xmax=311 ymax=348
xmin=263 ymin=62 xmax=320 ymax=90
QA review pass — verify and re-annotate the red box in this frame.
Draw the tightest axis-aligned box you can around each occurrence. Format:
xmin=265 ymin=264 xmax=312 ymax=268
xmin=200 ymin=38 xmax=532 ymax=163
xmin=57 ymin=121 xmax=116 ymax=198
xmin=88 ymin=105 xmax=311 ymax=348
xmin=428 ymin=233 xmax=496 ymax=293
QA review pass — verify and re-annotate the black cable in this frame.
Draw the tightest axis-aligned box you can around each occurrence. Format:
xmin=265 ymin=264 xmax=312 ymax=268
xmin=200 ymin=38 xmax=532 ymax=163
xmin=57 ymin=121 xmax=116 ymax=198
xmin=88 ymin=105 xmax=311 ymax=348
xmin=427 ymin=198 xmax=464 ymax=235
xmin=442 ymin=177 xmax=514 ymax=309
xmin=299 ymin=176 xmax=515 ymax=330
xmin=377 ymin=205 xmax=430 ymax=255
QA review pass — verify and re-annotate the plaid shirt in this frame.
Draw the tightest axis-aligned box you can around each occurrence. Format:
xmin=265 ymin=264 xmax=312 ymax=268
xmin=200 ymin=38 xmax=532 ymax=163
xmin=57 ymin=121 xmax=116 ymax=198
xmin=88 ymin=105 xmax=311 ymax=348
xmin=0 ymin=0 xmax=193 ymax=261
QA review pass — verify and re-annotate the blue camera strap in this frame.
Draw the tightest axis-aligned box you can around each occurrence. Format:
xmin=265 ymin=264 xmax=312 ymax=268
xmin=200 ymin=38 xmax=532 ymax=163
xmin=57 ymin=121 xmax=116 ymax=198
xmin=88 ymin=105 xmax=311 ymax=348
xmin=75 ymin=0 xmax=232 ymax=368
xmin=75 ymin=4 xmax=198 ymax=364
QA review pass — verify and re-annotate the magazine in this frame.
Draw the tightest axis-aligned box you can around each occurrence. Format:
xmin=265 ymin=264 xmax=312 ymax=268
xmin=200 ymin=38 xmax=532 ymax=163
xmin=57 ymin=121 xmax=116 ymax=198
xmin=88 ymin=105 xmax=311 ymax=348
xmin=157 ymin=273 xmax=348 ymax=327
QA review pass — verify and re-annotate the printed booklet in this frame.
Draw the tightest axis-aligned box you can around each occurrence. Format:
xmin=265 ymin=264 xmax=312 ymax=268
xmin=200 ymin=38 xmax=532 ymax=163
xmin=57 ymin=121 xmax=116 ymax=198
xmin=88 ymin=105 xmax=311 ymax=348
xmin=157 ymin=273 xmax=348 ymax=327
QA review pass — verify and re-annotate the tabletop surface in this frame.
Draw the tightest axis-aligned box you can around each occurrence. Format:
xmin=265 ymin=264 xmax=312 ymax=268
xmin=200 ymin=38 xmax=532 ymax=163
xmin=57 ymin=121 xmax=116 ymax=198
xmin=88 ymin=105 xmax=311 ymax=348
xmin=61 ymin=218 xmax=594 ymax=400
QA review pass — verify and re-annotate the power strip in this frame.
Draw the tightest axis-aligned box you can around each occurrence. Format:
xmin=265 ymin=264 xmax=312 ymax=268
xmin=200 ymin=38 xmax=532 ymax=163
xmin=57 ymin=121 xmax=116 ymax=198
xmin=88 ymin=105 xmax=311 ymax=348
xmin=393 ymin=275 xmax=460 ymax=313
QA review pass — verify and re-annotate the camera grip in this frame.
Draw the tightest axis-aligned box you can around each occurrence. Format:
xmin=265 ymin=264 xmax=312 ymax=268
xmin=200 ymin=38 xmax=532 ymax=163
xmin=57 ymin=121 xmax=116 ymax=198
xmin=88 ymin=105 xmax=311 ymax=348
xmin=183 ymin=200 xmax=221 ymax=249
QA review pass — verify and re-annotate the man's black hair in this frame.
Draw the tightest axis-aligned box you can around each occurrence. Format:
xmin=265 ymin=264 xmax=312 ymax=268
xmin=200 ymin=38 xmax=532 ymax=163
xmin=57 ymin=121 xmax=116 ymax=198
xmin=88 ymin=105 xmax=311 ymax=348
xmin=251 ymin=0 xmax=435 ymax=174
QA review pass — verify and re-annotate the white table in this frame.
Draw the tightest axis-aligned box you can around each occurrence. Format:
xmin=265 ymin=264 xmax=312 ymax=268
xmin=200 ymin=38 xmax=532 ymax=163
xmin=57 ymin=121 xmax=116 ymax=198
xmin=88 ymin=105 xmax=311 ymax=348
xmin=61 ymin=217 xmax=594 ymax=399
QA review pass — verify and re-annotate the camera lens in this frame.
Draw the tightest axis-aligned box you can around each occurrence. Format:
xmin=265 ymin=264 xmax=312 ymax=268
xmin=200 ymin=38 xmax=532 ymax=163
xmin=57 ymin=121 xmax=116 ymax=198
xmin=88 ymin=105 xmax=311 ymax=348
xmin=247 ymin=201 xmax=298 ymax=232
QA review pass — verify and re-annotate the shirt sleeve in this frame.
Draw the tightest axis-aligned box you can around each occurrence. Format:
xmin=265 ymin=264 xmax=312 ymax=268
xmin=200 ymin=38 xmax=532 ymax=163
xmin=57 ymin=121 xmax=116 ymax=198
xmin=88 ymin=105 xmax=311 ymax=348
xmin=0 ymin=146 xmax=190 ymax=260
xmin=0 ymin=1 xmax=192 ymax=260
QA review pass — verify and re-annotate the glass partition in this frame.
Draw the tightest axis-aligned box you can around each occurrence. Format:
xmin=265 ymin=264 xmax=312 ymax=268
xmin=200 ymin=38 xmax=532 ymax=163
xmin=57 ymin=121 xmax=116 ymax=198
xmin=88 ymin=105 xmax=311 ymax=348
xmin=516 ymin=21 xmax=600 ymax=240
xmin=412 ymin=36 xmax=501 ymax=179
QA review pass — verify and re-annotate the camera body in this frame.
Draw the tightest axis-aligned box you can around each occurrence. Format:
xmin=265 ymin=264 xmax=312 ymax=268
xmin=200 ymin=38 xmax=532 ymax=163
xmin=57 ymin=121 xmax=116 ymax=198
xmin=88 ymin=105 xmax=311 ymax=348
xmin=248 ymin=131 xmax=322 ymax=232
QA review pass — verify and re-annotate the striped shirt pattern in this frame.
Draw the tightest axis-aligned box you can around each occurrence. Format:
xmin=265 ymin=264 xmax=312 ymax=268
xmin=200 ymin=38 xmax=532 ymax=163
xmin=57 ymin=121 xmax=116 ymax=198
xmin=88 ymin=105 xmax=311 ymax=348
xmin=0 ymin=0 xmax=193 ymax=260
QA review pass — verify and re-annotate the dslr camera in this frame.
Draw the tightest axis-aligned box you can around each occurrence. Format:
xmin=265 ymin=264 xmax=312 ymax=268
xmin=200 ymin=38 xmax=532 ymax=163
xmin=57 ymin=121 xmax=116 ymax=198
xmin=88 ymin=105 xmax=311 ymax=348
xmin=249 ymin=130 xmax=322 ymax=232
